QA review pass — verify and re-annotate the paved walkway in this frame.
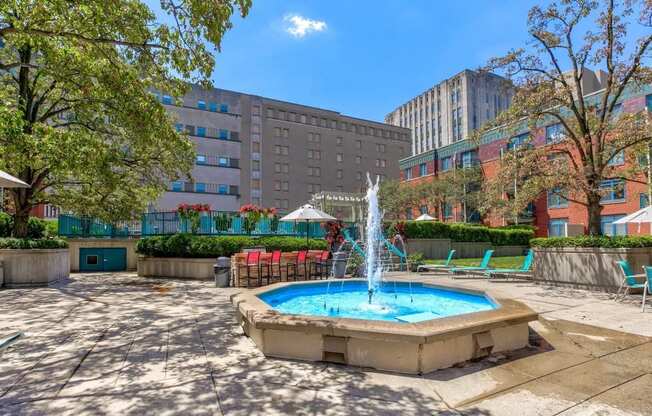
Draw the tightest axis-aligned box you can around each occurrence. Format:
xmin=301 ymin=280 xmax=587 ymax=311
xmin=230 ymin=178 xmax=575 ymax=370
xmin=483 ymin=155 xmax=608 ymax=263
xmin=0 ymin=273 xmax=651 ymax=415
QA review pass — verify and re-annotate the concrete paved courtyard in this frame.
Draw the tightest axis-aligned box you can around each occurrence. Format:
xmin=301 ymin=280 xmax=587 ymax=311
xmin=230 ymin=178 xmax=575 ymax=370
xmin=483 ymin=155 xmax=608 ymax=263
xmin=1 ymin=272 xmax=651 ymax=415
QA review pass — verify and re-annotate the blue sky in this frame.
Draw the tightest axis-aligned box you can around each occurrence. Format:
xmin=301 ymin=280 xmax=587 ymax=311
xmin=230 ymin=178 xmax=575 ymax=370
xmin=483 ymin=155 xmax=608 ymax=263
xmin=164 ymin=1 xmax=646 ymax=122
xmin=207 ymin=1 xmax=534 ymax=121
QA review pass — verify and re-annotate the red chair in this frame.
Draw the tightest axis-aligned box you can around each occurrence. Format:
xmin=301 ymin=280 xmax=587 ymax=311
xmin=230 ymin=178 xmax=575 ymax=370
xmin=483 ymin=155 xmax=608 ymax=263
xmin=312 ymin=250 xmax=331 ymax=279
xmin=262 ymin=250 xmax=283 ymax=284
xmin=287 ymin=250 xmax=308 ymax=281
xmin=238 ymin=251 xmax=262 ymax=287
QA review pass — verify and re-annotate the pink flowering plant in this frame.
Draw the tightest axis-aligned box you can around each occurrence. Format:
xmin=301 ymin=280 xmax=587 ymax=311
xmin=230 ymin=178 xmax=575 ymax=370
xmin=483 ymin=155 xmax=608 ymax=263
xmin=177 ymin=203 xmax=210 ymax=234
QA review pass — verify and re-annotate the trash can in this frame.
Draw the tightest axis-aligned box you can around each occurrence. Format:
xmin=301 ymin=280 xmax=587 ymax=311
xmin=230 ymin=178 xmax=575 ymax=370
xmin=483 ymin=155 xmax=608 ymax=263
xmin=214 ymin=257 xmax=231 ymax=287
xmin=331 ymin=251 xmax=348 ymax=278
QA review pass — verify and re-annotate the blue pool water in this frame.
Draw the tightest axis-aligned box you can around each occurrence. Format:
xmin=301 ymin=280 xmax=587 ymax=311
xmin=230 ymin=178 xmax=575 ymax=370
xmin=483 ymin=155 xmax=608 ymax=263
xmin=258 ymin=281 xmax=497 ymax=323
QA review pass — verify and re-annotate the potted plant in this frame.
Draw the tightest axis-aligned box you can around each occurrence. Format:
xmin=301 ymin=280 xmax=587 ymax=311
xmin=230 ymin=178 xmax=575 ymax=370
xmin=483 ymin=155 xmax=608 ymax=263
xmin=239 ymin=204 xmax=262 ymax=235
xmin=178 ymin=203 xmax=210 ymax=234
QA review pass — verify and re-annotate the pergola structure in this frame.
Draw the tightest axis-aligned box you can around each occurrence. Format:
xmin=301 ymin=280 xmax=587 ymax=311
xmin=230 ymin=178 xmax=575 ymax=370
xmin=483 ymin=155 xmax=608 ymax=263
xmin=309 ymin=191 xmax=366 ymax=224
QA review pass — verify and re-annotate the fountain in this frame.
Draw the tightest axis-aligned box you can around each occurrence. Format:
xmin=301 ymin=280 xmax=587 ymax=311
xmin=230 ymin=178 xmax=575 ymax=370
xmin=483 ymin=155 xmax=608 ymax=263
xmin=232 ymin=174 xmax=538 ymax=374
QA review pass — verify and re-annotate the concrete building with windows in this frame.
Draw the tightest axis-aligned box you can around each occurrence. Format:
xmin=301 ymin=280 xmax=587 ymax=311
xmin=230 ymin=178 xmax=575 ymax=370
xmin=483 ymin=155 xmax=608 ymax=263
xmin=385 ymin=69 xmax=513 ymax=156
xmin=152 ymin=86 xmax=411 ymax=213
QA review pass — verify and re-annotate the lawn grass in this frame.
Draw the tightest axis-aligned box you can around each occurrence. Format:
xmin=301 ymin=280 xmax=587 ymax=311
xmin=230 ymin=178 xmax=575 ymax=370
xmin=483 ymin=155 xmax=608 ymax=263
xmin=424 ymin=255 xmax=524 ymax=269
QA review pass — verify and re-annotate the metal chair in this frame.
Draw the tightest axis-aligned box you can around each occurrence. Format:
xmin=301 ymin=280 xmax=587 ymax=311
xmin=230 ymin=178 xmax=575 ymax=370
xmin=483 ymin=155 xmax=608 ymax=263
xmin=262 ymin=250 xmax=283 ymax=284
xmin=312 ymin=250 xmax=331 ymax=279
xmin=238 ymin=251 xmax=263 ymax=287
xmin=287 ymin=250 xmax=308 ymax=281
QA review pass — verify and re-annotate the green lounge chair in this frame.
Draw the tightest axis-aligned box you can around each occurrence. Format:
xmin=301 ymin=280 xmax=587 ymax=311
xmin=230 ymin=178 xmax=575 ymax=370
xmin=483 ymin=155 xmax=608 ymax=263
xmin=417 ymin=250 xmax=456 ymax=272
xmin=615 ymin=260 xmax=646 ymax=302
xmin=642 ymin=267 xmax=652 ymax=312
xmin=450 ymin=250 xmax=494 ymax=276
xmin=486 ymin=249 xmax=534 ymax=279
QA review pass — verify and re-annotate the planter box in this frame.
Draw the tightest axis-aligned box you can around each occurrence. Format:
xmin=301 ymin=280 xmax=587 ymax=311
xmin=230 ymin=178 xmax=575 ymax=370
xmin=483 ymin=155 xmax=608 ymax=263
xmin=532 ymin=247 xmax=652 ymax=290
xmin=138 ymin=256 xmax=216 ymax=280
xmin=0 ymin=249 xmax=69 ymax=288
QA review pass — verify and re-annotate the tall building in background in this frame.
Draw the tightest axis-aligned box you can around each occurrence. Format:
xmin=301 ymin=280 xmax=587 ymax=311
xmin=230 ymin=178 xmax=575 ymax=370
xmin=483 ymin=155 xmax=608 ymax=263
xmin=154 ymin=86 xmax=411 ymax=213
xmin=385 ymin=70 xmax=513 ymax=156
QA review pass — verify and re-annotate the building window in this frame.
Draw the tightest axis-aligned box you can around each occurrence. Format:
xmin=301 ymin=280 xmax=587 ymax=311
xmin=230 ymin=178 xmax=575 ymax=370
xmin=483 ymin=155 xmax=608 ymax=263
xmin=441 ymin=157 xmax=452 ymax=171
xmin=196 ymin=155 xmax=206 ymax=165
xmin=175 ymin=123 xmax=183 ymax=132
xmin=209 ymin=102 xmax=218 ymax=112
xmin=171 ymin=181 xmax=183 ymax=192
xmin=252 ymin=160 xmax=260 ymax=171
xmin=197 ymin=100 xmax=206 ymax=110
xmin=547 ymin=188 xmax=568 ymax=208
xmin=220 ymin=104 xmax=228 ymax=113
xmin=218 ymin=157 xmax=229 ymax=166
xmin=419 ymin=163 xmax=427 ymax=176
xmin=443 ymin=203 xmax=453 ymax=219
xmin=548 ymin=218 xmax=568 ymax=237
xmin=337 ymin=153 xmax=343 ymax=163
xmin=356 ymin=171 xmax=362 ymax=180
xmin=356 ymin=140 xmax=362 ymax=149
xmin=162 ymin=95 xmax=172 ymax=105
xmin=608 ymin=150 xmax=625 ymax=166
xmin=267 ymin=108 xmax=274 ymax=117
xmin=274 ymin=145 xmax=289 ymax=156
xmin=404 ymin=168 xmax=412 ymax=180
xmin=217 ymin=184 xmax=228 ymax=194
xmin=420 ymin=205 xmax=428 ymax=215
xmin=308 ymin=167 xmax=321 ymax=177
xmin=355 ymin=156 xmax=361 ymax=164
xmin=461 ymin=150 xmax=476 ymax=168
xmin=646 ymin=94 xmax=652 ymax=111
xmin=337 ymin=169 xmax=343 ymax=179
xmin=336 ymin=137 xmax=343 ymax=146
xmin=196 ymin=127 xmax=206 ymax=137
xmin=219 ymin=129 xmax=229 ymax=140
xmin=545 ymin=123 xmax=565 ymax=143
xmin=376 ymin=144 xmax=386 ymax=153
xmin=600 ymin=179 xmax=626 ymax=203
xmin=274 ymin=127 xmax=281 ymax=137
xmin=405 ymin=209 xmax=413 ymax=220
xmin=507 ymin=132 xmax=530 ymax=150
xmin=195 ymin=183 xmax=206 ymax=193
xmin=641 ymin=193 xmax=650 ymax=209
xmin=601 ymin=214 xmax=626 ymax=236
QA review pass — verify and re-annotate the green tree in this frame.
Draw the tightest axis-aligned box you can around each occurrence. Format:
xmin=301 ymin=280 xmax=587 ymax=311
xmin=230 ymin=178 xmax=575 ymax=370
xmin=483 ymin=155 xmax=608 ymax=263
xmin=0 ymin=0 xmax=251 ymax=237
xmin=379 ymin=179 xmax=420 ymax=219
xmin=479 ymin=0 xmax=652 ymax=235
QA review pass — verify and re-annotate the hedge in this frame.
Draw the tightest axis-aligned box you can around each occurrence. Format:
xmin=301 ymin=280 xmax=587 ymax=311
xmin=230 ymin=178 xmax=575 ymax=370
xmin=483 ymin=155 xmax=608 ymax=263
xmin=531 ymin=236 xmax=652 ymax=248
xmin=135 ymin=234 xmax=328 ymax=258
xmin=0 ymin=237 xmax=68 ymax=249
xmin=394 ymin=221 xmax=534 ymax=246
xmin=0 ymin=213 xmax=51 ymax=238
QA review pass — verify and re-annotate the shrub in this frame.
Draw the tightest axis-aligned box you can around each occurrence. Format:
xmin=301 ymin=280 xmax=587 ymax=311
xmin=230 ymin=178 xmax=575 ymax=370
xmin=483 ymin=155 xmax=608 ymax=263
xmin=0 ymin=237 xmax=68 ymax=249
xmin=44 ymin=220 xmax=58 ymax=237
xmin=0 ymin=214 xmax=49 ymax=238
xmin=135 ymin=234 xmax=328 ymax=258
xmin=395 ymin=221 xmax=534 ymax=246
xmin=531 ymin=236 xmax=652 ymax=248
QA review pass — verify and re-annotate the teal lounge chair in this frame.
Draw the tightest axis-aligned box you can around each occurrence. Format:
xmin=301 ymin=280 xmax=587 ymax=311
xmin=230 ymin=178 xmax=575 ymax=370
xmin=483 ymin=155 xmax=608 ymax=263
xmin=450 ymin=250 xmax=494 ymax=275
xmin=486 ymin=249 xmax=534 ymax=279
xmin=417 ymin=250 xmax=456 ymax=272
xmin=642 ymin=267 xmax=652 ymax=312
xmin=615 ymin=260 xmax=646 ymax=302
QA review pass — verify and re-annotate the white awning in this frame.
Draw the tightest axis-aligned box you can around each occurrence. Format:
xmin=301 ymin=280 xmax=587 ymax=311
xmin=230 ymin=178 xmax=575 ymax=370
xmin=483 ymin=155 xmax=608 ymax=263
xmin=415 ymin=213 xmax=436 ymax=221
xmin=280 ymin=204 xmax=336 ymax=222
xmin=0 ymin=170 xmax=29 ymax=188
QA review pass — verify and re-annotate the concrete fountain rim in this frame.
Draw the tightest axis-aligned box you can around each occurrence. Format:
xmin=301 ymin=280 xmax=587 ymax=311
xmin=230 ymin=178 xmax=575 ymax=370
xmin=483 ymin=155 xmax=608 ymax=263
xmin=231 ymin=279 xmax=538 ymax=345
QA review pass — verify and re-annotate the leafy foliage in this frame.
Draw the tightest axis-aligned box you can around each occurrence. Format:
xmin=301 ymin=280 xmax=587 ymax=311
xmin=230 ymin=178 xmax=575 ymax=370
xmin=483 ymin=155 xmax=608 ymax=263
xmin=477 ymin=0 xmax=652 ymax=234
xmin=394 ymin=221 xmax=534 ymax=246
xmin=531 ymin=236 xmax=652 ymax=248
xmin=0 ymin=237 xmax=68 ymax=249
xmin=136 ymin=235 xmax=328 ymax=258
xmin=0 ymin=1 xmax=251 ymax=236
xmin=0 ymin=213 xmax=50 ymax=238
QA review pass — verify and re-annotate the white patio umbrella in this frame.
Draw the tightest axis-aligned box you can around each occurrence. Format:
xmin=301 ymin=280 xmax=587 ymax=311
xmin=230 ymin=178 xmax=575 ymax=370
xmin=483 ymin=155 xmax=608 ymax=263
xmin=415 ymin=213 xmax=436 ymax=221
xmin=612 ymin=206 xmax=652 ymax=234
xmin=0 ymin=170 xmax=29 ymax=188
xmin=280 ymin=204 xmax=336 ymax=248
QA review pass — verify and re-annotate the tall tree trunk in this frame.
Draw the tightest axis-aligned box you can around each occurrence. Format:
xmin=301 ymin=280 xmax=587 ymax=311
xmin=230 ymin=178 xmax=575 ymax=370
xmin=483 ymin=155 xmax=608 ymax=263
xmin=11 ymin=188 xmax=32 ymax=238
xmin=586 ymin=193 xmax=603 ymax=236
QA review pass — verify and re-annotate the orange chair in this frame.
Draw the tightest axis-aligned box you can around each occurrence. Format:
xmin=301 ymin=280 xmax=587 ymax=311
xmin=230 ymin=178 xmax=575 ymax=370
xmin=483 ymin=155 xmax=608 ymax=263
xmin=262 ymin=250 xmax=283 ymax=284
xmin=287 ymin=250 xmax=308 ymax=281
xmin=238 ymin=251 xmax=262 ymax=287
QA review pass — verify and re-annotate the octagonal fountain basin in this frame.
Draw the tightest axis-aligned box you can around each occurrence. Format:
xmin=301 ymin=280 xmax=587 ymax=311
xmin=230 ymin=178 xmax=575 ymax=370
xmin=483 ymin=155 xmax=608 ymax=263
xmin=258 ymin=280 xmax=497 ymax=323
xmin=232 ymin=280 xmax=538 ymax=375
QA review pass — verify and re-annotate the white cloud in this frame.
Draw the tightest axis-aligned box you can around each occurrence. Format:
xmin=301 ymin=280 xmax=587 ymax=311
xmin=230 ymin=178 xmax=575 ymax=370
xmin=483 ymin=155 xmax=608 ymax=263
xmin=284 ymin=14 xmax=327 ymax=38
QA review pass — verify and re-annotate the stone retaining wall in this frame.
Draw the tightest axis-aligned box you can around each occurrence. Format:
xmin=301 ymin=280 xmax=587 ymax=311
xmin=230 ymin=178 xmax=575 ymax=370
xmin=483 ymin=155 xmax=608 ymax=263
xmin=0 ymin=249 xmax=69 ymax=288
xmin=532 ymin=247 xmax=652 ymax=290
xmin=137 ymin=256 xmax=215 ymax=280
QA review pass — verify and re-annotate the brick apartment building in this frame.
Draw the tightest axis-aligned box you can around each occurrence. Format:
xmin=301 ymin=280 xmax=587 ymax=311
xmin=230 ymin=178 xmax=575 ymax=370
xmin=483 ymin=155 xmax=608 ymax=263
xmin=396 ymin=72 xmax=652 ymax=237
